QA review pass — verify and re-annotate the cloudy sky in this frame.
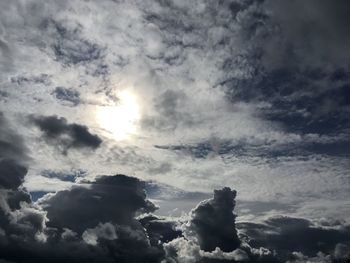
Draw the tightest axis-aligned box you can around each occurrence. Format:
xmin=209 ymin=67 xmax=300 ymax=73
xmin=0 ymin=0 xmax=350 ymax=262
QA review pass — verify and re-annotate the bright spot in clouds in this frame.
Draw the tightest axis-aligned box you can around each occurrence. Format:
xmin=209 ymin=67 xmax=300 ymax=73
xmin=96 ymin=89 xmax=141 ymax=140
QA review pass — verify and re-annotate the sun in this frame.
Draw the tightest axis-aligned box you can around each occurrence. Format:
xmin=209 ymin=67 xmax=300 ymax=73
xmin=96 ymin=89 xmax=141 ymax=140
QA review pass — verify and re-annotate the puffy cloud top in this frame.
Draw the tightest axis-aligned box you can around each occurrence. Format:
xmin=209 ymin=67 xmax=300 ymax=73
xmin=187 ymin=187 xmax=240 ymax=252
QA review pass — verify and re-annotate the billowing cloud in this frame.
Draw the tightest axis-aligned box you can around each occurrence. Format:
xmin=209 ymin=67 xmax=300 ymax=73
xmin=41 ymin=175 xmax=157 ymax=232
xmin=186 ymin=187 xmax=240 ymax=252
xmin=0 ymin=0 xmax=349 ymax=261
xmin=0 ymin=143 xmax=349 ymax=263
xmin=0 ymin=113 xmax=50 ymax=261
xmin=0 ymin=132 xmax=167 ymax=263
xmin=163 ymin=188 xmax=350 ymax=263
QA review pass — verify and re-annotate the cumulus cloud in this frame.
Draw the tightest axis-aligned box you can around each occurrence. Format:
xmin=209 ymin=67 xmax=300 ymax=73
xmin=0 ymin=113 xmax=49 ymax=261
xmin=0 ymin=134 xmax=349 ymax=263
xmin=41 ymin=175 xmax=157 ymax=233
xmin=0 ymin=141 xmax=167 ymax=263
xmin=161 ymin=186 xmax=350 ymax=263
xmin=163 ymin=187 xmax=271 ymax=263
xmin=0 ymin=1 xmax=350 ymax=261
xmin=186 ymin=187 xmax=240 ymax=252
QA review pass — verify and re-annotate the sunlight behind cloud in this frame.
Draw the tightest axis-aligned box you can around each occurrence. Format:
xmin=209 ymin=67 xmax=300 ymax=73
xmin=96 ymin=89 xmax=141 ymax=140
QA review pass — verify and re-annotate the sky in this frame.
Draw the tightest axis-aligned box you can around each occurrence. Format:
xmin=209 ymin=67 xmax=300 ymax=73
xmin=0 ymin=0 xmax=350 ymax=262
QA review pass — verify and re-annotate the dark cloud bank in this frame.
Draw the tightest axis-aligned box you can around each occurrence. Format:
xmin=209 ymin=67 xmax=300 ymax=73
xmin=0 ymin=114 xmax=349 ymax=262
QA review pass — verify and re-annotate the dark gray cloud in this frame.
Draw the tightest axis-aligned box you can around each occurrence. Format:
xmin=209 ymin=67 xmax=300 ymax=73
xmin=0 ymin=113 xmax=28 ymax=162
xmin=45 ymin=19 xmax=104 ymax=66
xmin=0 ymin=113 xmax=49 ymax=262
xmin=0 ymin=172 xmax=165 ymax=263
xmin=140 ymin=215 xmax=182 ymax=246
xmin=156 ymin=134 xmax=350 ymax=161
xmin=41 ymin=18 xmax=109 ymax=78
xmin=41 ymin=175 xmax=157 ymax=233
xmin=187 ymin=187 xmax=240 ymax=252
xmin=10 ymin=74 xmax=51 ymax=86
xmin=224 ymin=67 xmax=350 ymax=136
xmin=215 ymin=0 xmax=350 ymax=138
xmin=0 ymin=159 xmax=27 ymax=190
xmin=238 ymin=216 xmax=350 ymax=262
xmin=31 ymin=115 xmax=102 ymax=152
xmin=163 ymin=186 xmax=275 ymax=263
xmin=0 ymin=113 xmax=28 ymax=190
xmin=263 ymin=0 xmax=350 ymax=69
xmin=51 ymin=87 xmax=80 ymax=106
xmin=162 ymin=187 xmax=350 ymax=263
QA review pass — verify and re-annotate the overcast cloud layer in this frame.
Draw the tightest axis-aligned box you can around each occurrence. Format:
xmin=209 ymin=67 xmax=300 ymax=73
xmin=0 ymin=0 xmax=349 ymax=262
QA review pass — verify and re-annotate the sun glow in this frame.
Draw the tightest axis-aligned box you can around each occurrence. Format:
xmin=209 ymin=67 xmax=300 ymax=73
xmin=96 ymin=89 xmax=141 ymax=140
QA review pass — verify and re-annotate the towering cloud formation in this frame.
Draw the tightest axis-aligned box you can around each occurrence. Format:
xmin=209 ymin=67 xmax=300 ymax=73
xmin=163 ymin=188 xmax=250 ymax=263
xmin=0 ymin=113 xmax=48 ymax=260
xmin=188 ymin=187 xmax=240 ymax=252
